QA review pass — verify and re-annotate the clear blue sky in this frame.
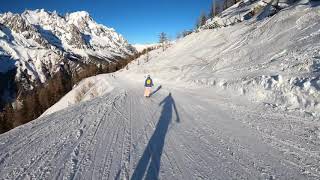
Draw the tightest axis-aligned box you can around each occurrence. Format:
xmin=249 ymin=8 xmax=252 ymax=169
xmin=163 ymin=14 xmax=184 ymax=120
xmin=0 ymin=0 xmax=212 ymax=44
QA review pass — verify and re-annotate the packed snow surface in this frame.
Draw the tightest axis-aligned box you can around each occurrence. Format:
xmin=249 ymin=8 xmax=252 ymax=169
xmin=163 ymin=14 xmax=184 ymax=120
xmin=1 ymin=76 xmax=320 ymax=179
xmin=1 ymin=2 xmax=320 ymax=179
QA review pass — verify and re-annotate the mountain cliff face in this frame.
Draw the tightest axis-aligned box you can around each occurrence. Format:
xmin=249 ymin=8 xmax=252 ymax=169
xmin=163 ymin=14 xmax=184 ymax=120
xmin=0 ymin=9 xmax=136 ymax=108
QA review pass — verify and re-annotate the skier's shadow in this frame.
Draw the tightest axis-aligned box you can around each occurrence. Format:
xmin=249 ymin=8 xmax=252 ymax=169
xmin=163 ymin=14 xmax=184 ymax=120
xmin=131 ymin=93 xmax=180 ymax=180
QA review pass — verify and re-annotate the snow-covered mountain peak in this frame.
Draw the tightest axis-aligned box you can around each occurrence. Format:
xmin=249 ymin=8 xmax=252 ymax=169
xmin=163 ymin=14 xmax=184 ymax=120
xmin=0 ymin=8 xmax=135 ymax=54
xmin=0 ymin=8 xmax=136 ymax=104
xmin=67 ymin=11 xmax=91 ymax=22
xmin=67 ymin=12 xmax=100 ymax=31
xmin=21 ymin=9 xmax=62 ymax=25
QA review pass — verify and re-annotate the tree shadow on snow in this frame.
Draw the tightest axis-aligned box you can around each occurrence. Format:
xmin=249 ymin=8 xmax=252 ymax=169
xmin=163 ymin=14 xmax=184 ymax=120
xmin=131 ymin=93 xmax=180 ymax=180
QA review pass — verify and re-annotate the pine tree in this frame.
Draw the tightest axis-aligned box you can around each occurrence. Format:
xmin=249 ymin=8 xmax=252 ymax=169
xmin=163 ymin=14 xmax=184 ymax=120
xmin=200 ymin=11 xmax=208 ymax=26
xmin=159 ymin=32 xmax=168 ymax=51
xmin=215 ymin=3 xmax=221 ymax=17
xmin=0 ymin=105 xmax=14 ymax=133
xmin=210 ymin=0 xmax=221 ymax=18
xmin=38 ymin=87 xmax=50 ymax=110
xmin=145 ymin=49 xmax=150 ymax=62
xmin=209 ymin=0 xmax=216 ymax=18
xmin=223 ymin=0 xmax=237 ymax=11
xmin=98 ymin=64 xmax=103 ymax=74
xmin=196 ymin=11 xmax=208 ymax=29
xmin=223 ymin=0 xmax=228 ymax=10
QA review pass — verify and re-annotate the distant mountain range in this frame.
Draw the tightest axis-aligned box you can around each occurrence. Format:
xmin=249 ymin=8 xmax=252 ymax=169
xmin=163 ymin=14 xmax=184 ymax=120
xmin=0 ymin=9 xmax=136 ymax=107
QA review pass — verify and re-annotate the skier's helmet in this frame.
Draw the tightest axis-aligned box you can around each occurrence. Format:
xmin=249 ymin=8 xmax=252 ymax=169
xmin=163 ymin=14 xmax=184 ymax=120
xmin=147 ymin=74 xmax=150 ymax=78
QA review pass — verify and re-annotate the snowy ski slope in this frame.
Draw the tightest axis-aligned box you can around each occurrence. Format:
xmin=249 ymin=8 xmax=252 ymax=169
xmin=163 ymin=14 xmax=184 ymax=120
xmin=1 ymin=77 xmax=319 ymax=179
xmin=0 ymin=1 xmax=320 ymax=179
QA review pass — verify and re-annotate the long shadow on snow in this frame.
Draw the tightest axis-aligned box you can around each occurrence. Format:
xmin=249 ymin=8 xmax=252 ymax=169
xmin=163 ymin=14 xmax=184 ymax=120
xmin=131 ymin=93 xmax=180 ymax=180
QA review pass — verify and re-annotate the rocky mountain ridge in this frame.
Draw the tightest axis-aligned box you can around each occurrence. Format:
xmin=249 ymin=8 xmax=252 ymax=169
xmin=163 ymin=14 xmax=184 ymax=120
xmin=0 ymin=9 xmax=136 ymax=108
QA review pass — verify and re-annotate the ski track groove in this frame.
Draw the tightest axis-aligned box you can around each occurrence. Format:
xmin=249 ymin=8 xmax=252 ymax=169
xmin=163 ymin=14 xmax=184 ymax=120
xmin=0 ymin=108 xmax=74 ymax=151
xmin=0 ymin=110 xmax=82 ymax=169
xmin=101 ymin=101 xmax=126 ymax=180
xmin=93 ymin=111 xmax=122 ymax=180
xmin=112 ymin=98 xmax=128 ymax=179
xmin=38 ymin=101 xmax=106 ymax=179
xmin=72 ymin=108 xmax=113 ymax=180
xmin=226 ymin=101 xmax=320 ymax=177
xmin=108 ymin=116 xmax=125 ymax=179
xmin=117 ymin=91 xmax=133 ymax=180
xmin=88 ymin=109 xmax=118 ymax=180
xmin=49 ymin=94 xmax=118 ymax=179
xmin=127 ymin=92 xmax=133 ymax=179
xmin=168 ymin=93 xmax=260 ymax=178
xmin=1 ymin=105 xmax=94 ymax=179
xmin=35 ymin=116 xmax=93 ymax=179
xmin=101 ymin=119 xmax=122 ymax=179
xmin=185 ymin=99 xmax=268 ymax=177
xmin=110 ymin=91 xmax=134 ymax=180
xmin=1 ymin=80 xmax=320 ymax=179
xmin=177 ymin=93 xmax=318 ymax=179
xmin=68 ymin=93 xmax=124 ymax=180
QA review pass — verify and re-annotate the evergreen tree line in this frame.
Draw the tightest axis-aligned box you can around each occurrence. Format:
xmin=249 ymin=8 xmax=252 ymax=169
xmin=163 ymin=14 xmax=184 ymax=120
xmin=196 ymin=0 xmax=241 ymax=29
xmin=176 ymin=0 xmax=241 ymax=39
xmin=0 ymin=54 xmax=141 ymax=134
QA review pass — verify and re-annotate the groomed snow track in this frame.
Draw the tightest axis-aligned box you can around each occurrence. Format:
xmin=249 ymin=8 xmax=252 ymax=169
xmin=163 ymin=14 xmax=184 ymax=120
xmin=0 ymin=78 xmax=319 ymax=179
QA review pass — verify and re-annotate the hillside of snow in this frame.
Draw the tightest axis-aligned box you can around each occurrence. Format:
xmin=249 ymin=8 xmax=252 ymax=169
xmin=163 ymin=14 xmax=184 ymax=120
xmin=0 ymin=1 xmax=320 ymax=179
xmin=125 ymin=1 xmax=320 ymax=117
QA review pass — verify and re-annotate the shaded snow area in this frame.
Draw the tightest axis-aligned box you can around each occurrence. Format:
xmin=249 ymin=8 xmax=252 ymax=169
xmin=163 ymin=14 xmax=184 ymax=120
xmin=1 ymin=2 xmax=320 ymax=180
